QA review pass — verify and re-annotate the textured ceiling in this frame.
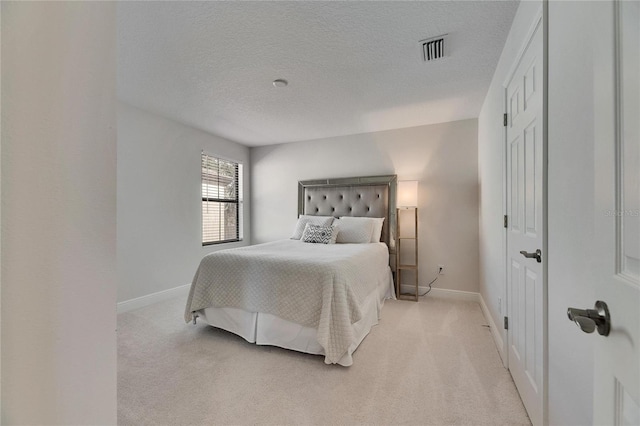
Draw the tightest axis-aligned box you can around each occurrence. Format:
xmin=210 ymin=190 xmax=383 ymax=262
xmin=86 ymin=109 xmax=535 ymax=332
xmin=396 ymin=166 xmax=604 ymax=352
xmin=117 ymin=1 xmax=519 ymax=146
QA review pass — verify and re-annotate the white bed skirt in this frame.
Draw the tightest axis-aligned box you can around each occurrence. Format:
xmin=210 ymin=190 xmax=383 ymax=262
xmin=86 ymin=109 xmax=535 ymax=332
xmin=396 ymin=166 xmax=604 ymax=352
xmin=196 ymin=270 xmax=394 ymax=366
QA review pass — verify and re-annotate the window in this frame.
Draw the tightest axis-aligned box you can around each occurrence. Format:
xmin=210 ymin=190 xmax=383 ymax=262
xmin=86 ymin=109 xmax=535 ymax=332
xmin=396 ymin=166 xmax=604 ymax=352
xmin=201 ymin=152 xmax=243 ymax=245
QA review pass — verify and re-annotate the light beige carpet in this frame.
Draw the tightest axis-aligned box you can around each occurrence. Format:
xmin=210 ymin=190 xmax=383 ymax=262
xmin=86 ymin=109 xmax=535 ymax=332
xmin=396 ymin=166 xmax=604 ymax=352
xmin=118 ymin=296 xmax=530 ymax=425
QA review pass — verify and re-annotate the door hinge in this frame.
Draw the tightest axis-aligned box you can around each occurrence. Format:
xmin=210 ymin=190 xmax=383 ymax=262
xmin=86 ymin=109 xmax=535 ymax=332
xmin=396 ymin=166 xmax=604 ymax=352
xmin=503 ymin=113 xmax=508 ymax=126
xmin=504 ymin=215 xmax=508 ymax=228
xmin=504 ymin=316 xmax=509 ymax=330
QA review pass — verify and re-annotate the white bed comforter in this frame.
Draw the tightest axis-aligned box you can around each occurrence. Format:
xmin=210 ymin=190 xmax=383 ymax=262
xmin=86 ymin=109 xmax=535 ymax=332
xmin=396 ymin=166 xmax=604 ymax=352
xmin=184 ymin=240 xmax=391 ymax=364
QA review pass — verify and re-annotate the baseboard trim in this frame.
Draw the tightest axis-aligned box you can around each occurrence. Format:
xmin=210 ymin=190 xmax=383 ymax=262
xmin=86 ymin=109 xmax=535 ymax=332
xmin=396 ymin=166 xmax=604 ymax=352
xmin=117 ymin=284 xmax=191 ymax=314
xmin=479 ymin=293 xmax=506 ymax=364
xmin=400 ymin=284 xmax=480 ymax=303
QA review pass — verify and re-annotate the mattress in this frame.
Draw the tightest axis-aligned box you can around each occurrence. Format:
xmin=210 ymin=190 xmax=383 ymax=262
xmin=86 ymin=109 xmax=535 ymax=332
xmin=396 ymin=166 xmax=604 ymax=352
xmin=197 ymin=270 xmax=393 ymax=366
xmin=185 ymin=239 xmax=394 ymax=365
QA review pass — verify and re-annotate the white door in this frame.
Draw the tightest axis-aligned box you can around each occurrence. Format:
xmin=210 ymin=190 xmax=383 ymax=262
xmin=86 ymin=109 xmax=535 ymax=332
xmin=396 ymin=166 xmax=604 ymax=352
xmin=589 ymin=1 xmax=640 ymax=423
xmin=505 ymin=17 xmax=544 ymax=426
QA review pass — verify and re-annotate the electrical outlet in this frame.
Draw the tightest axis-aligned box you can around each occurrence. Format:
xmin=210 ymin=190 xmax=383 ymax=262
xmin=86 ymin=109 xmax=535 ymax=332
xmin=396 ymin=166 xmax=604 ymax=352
xmin=438 ymin=264 xmax=445 ymax=275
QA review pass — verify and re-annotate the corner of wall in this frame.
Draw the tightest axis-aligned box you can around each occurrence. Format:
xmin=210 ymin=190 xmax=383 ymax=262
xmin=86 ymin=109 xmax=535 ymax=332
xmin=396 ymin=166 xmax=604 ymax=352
xmin=477 ymin=0 xmax=542 ymax=367
xmin=0 ymin=1 xmax=3 ymax=414
xmin=117 ymin=103 xmax=251 ymax=304
xmin=251 ymin=121 xmax=481 ymax=294
xmin=479 ymin=292 xmax=506 ymax=364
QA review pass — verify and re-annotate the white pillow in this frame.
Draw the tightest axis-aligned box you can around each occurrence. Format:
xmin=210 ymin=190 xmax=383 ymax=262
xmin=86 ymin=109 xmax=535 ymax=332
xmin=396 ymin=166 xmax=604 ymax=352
xmin=291 ymin=215 xmax=334 ymax=240
xmin=300 ymin=224 xmax=338 ymax=244
xmin=333 ymin=218 xmax=374 ymax=244
xmin=339 ymin=216 xmax=385 ymax=243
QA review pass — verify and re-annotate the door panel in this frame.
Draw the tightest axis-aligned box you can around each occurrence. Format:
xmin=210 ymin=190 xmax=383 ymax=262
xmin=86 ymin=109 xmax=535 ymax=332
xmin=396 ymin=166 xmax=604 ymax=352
xmin=525 ymin=267 xmax=537 ymax=385
xmin=510 ymin=87 xmax=521 ymax=123
xmin=615 ymin=379 xmax=640 ymax=426
xmin=525 ymin=122 xmax=538 ymax=236
xmin=619 ymin=1 xmax=640 ymax=283
xmin=511 ymin=138 xmax=522 ymax=231
xmin=506 ymin=17 xmax=544 ymax=426
xmin=524 ymin=62 xmax=536 ymax=106
xmin=511 ymin=260 xmax=521 ymax=358
xmin=592 ymin=1 xmax=640 ymax=424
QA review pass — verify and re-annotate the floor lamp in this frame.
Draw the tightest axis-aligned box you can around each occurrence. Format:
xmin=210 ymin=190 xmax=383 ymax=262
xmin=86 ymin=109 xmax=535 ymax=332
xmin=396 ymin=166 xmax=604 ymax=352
xmin=396 ymin=180 xmax=419 ymax=301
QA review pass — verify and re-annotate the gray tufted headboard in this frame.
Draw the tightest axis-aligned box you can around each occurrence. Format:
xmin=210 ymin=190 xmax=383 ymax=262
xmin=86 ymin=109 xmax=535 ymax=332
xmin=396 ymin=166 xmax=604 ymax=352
xmin=297 ymin=175 xmax=397 ymax=266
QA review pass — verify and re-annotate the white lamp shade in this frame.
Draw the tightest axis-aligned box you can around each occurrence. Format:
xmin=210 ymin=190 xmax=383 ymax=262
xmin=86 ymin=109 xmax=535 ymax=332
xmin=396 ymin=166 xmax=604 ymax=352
xmin=397 ymin=180 xmax=418 ymax=207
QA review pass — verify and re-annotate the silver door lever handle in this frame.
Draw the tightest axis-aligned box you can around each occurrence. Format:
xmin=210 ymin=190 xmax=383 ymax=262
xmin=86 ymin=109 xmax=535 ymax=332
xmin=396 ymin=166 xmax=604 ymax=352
xmin=567 ymin=301 xmax=610 ymax=336
xmin=519 ymin=249 xmax=542 ymax=263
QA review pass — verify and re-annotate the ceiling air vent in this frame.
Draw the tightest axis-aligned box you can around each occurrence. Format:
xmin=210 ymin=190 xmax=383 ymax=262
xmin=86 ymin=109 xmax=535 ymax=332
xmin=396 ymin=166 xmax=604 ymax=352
xmin=420 ymin=34 xmax=448 ymax=62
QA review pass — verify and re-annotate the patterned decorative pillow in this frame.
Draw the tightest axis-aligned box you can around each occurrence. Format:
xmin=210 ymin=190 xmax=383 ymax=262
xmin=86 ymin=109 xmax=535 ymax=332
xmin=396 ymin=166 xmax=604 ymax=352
xmin=301 ymin=224 xmax=338 ymax=244
xmin=333 ymin=218 xmax=374 ymax=244
xmin=291 ymin=215 xmax=335 ymax=240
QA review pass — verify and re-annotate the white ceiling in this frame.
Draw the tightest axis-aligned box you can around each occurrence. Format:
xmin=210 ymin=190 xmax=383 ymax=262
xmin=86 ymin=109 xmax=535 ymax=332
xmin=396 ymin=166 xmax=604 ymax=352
xmin=117 ymin=1 xmax=519 ymax=147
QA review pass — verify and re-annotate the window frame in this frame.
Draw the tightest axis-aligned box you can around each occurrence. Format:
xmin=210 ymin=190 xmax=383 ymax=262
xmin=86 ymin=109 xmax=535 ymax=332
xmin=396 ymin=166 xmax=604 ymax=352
xmin=201 ymin=152 xmax=243 ymax=246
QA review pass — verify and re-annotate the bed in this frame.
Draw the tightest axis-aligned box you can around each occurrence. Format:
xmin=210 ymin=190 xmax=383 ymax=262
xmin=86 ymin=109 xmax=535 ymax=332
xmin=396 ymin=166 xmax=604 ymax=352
xmin=184 ymin=175 xmax=398 ymax=366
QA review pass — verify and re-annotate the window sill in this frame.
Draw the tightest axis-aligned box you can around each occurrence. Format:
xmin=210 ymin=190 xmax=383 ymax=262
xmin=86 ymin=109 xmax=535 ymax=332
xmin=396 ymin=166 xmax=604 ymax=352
xmin=202 ymin=238 xmax=242 ymax=246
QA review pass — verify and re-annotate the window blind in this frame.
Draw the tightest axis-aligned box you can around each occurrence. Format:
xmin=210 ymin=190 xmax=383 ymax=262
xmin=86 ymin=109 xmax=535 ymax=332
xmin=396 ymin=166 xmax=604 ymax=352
xmin=202 ymin=152 xmax=243 ymax=245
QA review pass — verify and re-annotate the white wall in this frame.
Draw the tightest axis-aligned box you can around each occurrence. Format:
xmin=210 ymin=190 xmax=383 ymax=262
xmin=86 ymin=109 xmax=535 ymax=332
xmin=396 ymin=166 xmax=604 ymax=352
xmin=480 ymin=1 xmax=605 ymax=424
xmin=1 ymin=2 xmax=117 ymax=423
xmin=477 ymin=0 xmax=542 ymax=360
xmin=117 ymin=102 xmax=250 ymax=303
xmin=0 ymin=3 xmax=3 ymax=415
xmin=547 ymin=2 xmax=605 ymax=425
xmin=251 ymin=119 xmax=479 ymax=293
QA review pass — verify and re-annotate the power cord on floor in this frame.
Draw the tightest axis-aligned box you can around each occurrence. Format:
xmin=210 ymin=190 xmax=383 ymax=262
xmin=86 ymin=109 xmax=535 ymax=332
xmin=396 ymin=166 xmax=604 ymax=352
xmin=418 ymin=266 xmax=442 ymax=297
